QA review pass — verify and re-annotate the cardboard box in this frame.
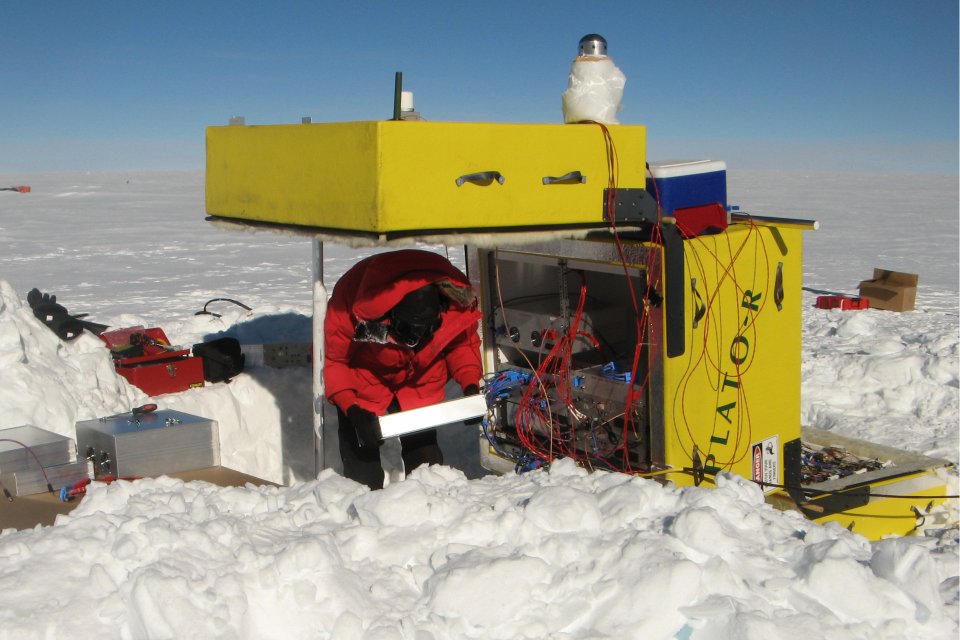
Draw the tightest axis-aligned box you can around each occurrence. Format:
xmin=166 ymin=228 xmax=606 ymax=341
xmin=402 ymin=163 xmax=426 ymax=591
xmin=857 ymin=269 xmax=918 ymax=312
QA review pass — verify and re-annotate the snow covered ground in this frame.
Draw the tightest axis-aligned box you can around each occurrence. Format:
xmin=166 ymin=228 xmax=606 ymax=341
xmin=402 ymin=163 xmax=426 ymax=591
xmin=0 ymin=170 xmax=956 ymax=638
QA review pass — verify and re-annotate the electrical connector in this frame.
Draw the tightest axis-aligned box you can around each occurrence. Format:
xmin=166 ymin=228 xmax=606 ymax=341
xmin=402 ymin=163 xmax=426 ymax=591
xmin=601 ymin=361 xmax=631 ymax=383
xmin=484 ymin=370 xmax=532 ymax=400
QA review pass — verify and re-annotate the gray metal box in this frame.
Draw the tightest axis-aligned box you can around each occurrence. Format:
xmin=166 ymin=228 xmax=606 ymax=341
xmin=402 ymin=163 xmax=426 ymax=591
xmin=76 ymin=410 xmax=220 ymax=477
xmin=1 ymin=459 xmax=92 ymax=496
xmin=0 ymin=425 xmax=76 ymax=473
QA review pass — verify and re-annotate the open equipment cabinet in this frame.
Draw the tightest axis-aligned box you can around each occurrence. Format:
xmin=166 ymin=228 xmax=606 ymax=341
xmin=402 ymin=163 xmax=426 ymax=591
xmin=464 ymin=221 xmax=952 ymax=539
xmin=467 ymin=220 xmax=807 ymax=491
xmin=205 ymin=114 xmax=954 ymax=540
xmin=468 ymin=239 xmax=664 ymax=477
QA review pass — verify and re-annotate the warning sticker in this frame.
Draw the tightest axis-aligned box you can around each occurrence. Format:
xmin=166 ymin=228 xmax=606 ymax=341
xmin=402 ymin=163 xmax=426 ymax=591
xmin=752 ymin=435 xmax=779 ymax=491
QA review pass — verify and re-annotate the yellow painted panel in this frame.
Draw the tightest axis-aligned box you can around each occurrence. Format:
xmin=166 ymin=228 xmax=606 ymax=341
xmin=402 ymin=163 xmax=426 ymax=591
xmin=206 ymin=121 xmax=646 ymax=234
xmin=663 ymin=224 xmax=804 ymax=488
xmin=206 ymin=121 xmax=381 ymax=230
xmin=807 ymin=472 xmax=950 ymax=540
xmin=377 ymin=122 xmax=646 ymax=231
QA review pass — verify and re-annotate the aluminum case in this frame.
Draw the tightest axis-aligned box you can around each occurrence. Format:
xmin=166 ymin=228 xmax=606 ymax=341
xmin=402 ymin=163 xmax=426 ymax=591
xmin=1 ymin=460 xmax=92 ymax=497
xmin=76 ymin=409 xmax=220 ymax=478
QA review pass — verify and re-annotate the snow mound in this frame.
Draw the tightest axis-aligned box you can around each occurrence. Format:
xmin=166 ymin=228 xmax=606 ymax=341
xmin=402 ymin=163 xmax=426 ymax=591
xmin=0 ymin=465 xmax=954 ymax=639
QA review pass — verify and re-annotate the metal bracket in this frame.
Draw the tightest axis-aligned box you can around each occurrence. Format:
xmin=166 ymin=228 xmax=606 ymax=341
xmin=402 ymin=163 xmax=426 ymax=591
xmin=456 ymin=171 xmax=505 ymax=187
xmin=798 ymin=486 xmax=871 ymax=519
xmin=543 ymin=171 xmax=586 ymax=185
xmin=603 ymin=188 xmax=659 ymax=225
xmin=775 ymin=262 xmax=785 ymax=311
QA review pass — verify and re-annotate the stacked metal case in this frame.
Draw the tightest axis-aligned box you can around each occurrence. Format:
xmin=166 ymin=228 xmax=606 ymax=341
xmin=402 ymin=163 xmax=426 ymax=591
xmin=0 ymin=425 xmax=91 ymax=496
xmin=75 ymin=409 xmax=220 ymax=478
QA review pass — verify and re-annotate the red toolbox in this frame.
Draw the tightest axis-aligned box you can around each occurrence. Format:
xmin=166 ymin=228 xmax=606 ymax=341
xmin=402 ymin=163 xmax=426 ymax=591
xmin=815 ymin=295 xmax=871 ymax=311
xmin=100 ymin=327 xmax=205 ymax=396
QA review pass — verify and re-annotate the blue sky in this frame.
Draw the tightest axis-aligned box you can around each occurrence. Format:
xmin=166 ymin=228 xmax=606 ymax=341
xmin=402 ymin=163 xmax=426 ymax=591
xmin=1 ymin=1 xmax=956 ymax=173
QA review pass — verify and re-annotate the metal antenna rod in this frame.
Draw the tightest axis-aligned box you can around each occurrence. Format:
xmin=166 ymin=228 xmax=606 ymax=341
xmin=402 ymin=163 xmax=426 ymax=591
xmin=393 ymin=72 xmax=403 ymax=120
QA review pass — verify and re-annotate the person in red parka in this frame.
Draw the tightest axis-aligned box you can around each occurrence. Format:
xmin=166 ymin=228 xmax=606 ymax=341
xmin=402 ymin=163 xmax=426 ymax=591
xmin=324 ymin=249 xmax=483 ymax=489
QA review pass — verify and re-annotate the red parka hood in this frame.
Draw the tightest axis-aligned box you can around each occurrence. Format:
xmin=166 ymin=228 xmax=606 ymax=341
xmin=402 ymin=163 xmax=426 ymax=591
xmin=324 ymin=249 xmax=483 ymax=415
xmin=352 ymin=249 xmax=476 ymax=320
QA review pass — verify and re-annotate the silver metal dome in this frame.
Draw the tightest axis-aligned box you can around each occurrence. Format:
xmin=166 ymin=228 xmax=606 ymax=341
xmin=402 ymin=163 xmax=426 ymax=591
xmin=578 ymin=34 xmax=607 ymax=57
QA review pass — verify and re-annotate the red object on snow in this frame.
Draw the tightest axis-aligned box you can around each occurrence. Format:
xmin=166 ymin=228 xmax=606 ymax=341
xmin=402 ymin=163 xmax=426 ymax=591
xmin=816 ymin=295 xmax=870 ymax=310
xmin=100 ymin=327 xmax=204 ymax=395
xmin=60 ymin=475 xmax=142 ymax=501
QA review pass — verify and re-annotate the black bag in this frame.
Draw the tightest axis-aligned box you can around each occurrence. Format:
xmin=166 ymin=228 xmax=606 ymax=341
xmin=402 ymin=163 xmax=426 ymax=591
xmin=192 ymin=337 xmax=245 ymax=383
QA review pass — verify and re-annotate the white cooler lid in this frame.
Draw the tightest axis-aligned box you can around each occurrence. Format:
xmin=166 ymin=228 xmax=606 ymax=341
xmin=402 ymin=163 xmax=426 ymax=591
xmin=648 ymin=159 xmax=727 ymax=178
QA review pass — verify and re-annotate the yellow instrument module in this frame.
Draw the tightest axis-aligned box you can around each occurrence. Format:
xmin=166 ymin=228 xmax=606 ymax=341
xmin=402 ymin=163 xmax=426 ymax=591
xmin=469 ymin=221 xmax=805 ymax=492
xmin=664 ymin=224 xmax=803 ymax=490
xmin=206 ymin=116 xmax=953 ymax=540
xmin=206 ymin=121 xmax=646 ymax=236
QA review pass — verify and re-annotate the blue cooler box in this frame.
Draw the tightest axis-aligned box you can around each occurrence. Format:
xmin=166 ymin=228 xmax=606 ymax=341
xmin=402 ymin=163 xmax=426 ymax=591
xmin=646 ymin=160 xmax=727 ymax=213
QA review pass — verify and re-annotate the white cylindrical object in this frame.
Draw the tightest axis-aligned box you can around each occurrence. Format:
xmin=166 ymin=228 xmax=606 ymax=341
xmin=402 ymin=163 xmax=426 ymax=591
xmin=562 ymin=33 xmax=625 ymax=125
xmin=400 ymin=91 xmax=415 ymax=112
xmin=561 ymin=57 xmax=626 ymax=124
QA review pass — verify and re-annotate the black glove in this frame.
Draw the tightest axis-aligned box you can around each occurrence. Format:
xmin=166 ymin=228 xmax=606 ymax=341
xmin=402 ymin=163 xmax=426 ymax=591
xmin=462 ymin=384 xmax=483 ymax=425
xmin=27 ymin=288 xmax=69 ymax=324
xmin=26 ymin=288 xmax=105 ymax=341
xmin=27 ymin=288 xmax=81 ymax=340
xmin=347 ymin=405 xmax=382 ymax=448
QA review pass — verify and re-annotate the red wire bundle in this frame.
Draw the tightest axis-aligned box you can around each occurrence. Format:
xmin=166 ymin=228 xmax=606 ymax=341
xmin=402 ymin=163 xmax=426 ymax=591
xmin=510 ymin=123 xmax=665 ymax=474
